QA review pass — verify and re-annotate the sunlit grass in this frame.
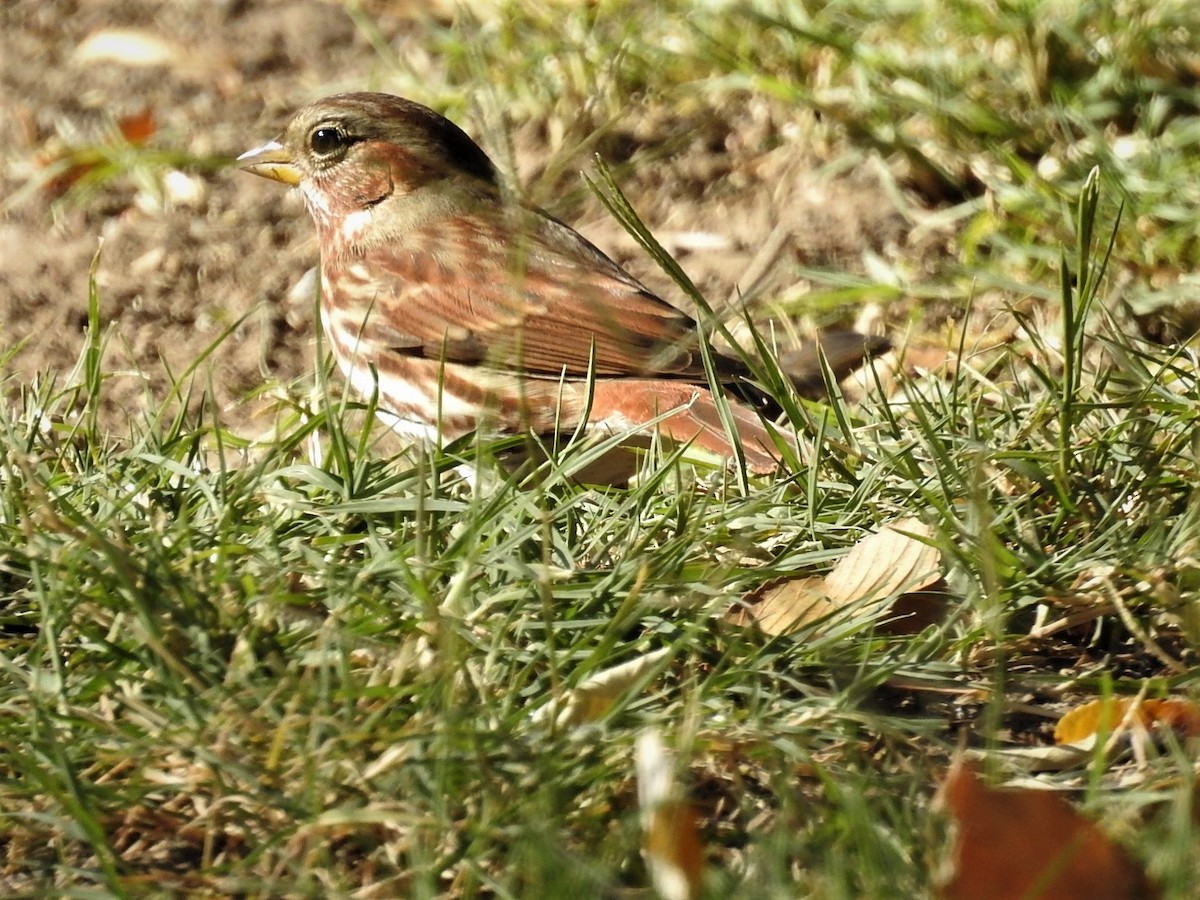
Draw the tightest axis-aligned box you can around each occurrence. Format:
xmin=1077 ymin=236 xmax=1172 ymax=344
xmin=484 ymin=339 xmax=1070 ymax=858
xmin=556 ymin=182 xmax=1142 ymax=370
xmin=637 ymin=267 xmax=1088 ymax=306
xmin=3 ymin=1 xmax=1199 ymax=896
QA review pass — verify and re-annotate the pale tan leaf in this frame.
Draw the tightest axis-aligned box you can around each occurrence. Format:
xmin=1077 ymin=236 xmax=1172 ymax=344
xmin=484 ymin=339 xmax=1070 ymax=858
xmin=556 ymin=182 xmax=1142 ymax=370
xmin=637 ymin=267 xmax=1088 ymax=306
xmin=964 ymin=744 xmax=1094 ymax=774
xmin=728 ymin=575 xmax=833 ymax=636
xmin=730 ymin=519 xmax=947 ymax=637
xmin=824 ymin=517 xmax=940 ymax=605
xmin=531 ymin=648 xmax=669 ymax=728
xmin=75 ymin=29 xmax=184 ymax=68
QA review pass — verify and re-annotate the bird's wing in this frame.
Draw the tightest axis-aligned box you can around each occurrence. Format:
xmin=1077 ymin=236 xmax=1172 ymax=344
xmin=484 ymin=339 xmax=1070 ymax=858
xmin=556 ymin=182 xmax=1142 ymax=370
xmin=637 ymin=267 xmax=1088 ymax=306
xmin=334 ymin=205 xmax=713 ymax=380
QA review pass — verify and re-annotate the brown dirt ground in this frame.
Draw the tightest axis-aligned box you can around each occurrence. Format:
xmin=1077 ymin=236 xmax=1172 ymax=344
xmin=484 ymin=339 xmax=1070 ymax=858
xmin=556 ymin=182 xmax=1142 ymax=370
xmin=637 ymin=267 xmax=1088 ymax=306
xmin=0 ymin=1 xmax=914 ymax=437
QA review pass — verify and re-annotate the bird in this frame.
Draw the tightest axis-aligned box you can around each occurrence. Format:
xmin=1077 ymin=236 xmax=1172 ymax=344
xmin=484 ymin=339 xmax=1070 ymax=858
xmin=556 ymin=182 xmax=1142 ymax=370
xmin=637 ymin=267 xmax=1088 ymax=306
xmin=237 ymin=92 xmax=888 ymax=474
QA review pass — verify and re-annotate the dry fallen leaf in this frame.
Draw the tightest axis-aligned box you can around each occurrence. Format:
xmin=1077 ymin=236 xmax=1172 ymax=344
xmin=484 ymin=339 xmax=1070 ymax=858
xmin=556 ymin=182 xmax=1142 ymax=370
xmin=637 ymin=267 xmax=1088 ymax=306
xmin=936 ymin=757 xmax=1159 ymax=900
xmin=730 ymin=517 xmax=946 ymax=636
xmin=636 ymin=731 xmax=703 ymax=900
xmin=37 ymin=109 xmax=157 ymax=198
xmin=823 ymin=516 xmax=940 ymax=603
xmin=75 ymin=28 xmax=185 ymax=68
xmin=531 ymin=649 xmax=669 ymax=728
xmin=1055 ymin=696 xmax=1200 ymax=745
xmin=71 ymin=26 xmax=242 ymax=94
xmin=727 ymin=574 xmax=833 ymax=636
xmin=966 ymin=744 xmax=1094 ymax=774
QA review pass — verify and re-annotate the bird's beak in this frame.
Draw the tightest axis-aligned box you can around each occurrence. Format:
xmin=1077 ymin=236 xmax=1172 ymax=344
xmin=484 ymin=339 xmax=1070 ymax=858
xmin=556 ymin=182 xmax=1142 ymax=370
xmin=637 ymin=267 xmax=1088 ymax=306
xmin=237 ymin=138 xmax=301 ymax=185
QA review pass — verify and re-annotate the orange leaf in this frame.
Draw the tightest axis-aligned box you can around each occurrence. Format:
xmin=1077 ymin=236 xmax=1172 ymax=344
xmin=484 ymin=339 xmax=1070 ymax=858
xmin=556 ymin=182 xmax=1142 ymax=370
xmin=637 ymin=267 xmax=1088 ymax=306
xmin=37 ymin=109 xmax=157 ymax=197
xmin=937 ymin=757 xmax=1159 ymax=900
xmin=644 ymin=800 xmax=703 ymax=900
xmin=1055 ymin=697 xmax=1200 ymax=745
xmin=636 ymin=731 xmax=703 ymax=900
xmin=116 ymin=109 xmax=157 ymax=144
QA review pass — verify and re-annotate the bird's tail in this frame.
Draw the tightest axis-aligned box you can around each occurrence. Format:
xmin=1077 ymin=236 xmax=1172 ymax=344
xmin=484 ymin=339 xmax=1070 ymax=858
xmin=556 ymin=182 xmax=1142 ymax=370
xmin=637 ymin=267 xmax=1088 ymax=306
xmin=584 ymin=332 xmax=890 ymax=475
xmin=778 ymin=330 xmax=891 ymax=397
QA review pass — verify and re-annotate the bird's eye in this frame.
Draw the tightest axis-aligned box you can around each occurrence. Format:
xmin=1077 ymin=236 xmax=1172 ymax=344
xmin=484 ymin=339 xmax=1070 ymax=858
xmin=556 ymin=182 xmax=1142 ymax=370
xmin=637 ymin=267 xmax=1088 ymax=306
xmin=310 ymin=126 xmax=348 ymax=157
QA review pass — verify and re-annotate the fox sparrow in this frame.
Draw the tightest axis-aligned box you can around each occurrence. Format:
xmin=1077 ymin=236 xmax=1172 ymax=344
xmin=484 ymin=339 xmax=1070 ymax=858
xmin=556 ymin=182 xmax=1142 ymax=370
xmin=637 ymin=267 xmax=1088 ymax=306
xmin=239 ymin=92 xmax=887 ymax=473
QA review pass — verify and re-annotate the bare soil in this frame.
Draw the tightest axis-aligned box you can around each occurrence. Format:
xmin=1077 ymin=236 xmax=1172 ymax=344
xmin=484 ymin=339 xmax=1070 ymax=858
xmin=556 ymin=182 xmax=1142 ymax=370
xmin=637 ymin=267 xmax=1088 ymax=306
xmin=1 ymin=1 xmax=911 ymax=435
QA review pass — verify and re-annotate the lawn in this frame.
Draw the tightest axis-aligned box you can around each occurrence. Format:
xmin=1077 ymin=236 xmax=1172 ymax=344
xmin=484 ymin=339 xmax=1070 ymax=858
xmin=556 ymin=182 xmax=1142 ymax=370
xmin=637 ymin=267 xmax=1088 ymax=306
xmin=1 ymin=1 xmax=1197 ymax=896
